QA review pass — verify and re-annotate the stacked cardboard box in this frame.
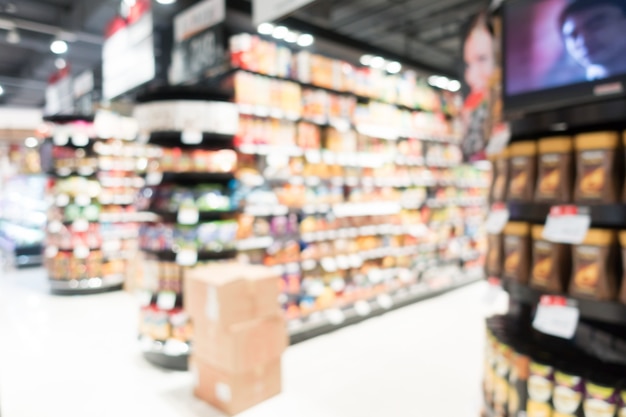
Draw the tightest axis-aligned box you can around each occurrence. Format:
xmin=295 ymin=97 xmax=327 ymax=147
xmin=185 ymin=262 xmax=287 ymax=415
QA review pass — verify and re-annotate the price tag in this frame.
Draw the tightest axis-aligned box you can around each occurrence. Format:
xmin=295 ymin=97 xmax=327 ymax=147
xmin=485 ymin=203 xmax=510 ymax=234
xmin=325 ymin=308 xmax=345 ymax=325
xmin=181 ymin=130 xmax=203 ymax=145
xmin=157 ymin=291 xmax=177 ymax=311
xmin=376 ymin=294 xmax=394 ymax=310
xmin=532 ymin=295 xmax=579 ymax=339
xmin=542 ymin=206 xmax=590 ymax=244
xmin=177 ymin=207 xmax=199 ymax=225
xmin=146 ymin=172 xmax=163 ymax=186
xmin=354 ymin=300 xmax=372 ymax=317
xmin=176 ymin=249 xmax=198 ymax=266
xmin=72 ymin=218 xmax=89 ymax=232
xmin=73 ymin=246 xmax=90 ymax=259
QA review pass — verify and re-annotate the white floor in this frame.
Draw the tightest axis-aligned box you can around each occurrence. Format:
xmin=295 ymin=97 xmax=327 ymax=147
xmin=0 ymin=267 xmax=498 ymax=417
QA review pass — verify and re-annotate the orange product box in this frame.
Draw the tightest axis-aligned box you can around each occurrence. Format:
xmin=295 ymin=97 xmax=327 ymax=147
xmin=184 ymin=262 xmax=282 ymax=327
xmin=191 ymin=356 xmax=282 ymax=416
xmin=193 ymin=315 xmax=287 ymax=374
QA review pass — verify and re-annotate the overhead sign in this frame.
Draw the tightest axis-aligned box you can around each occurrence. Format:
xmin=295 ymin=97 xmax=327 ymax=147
xmin=169 ymin=0 xmax=225 ymax=85
xmin=45 ymin=67 xmax=74 ymax=116
xmin=253 ymin=0 xmax=316 ymax=25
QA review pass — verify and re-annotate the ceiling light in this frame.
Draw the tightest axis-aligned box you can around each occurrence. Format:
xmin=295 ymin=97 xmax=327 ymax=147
xmin=122 ymin=0 xmax=136 ymax=6
xmin=50 ymin=40 xmax=68 ymax=54
xmin=386 ymin=61 xmax=402 ymax=74
xmin=297 ymin=33 xmax=314 ymax=47
xmin=55 ymin=58 xmax=67 ymax=69
xmin=6 ymin=27 xmax=20 ymax=44
xmin=447 ymin=80 xmax=461 ymax=92
xmin=427 ymin=75 xmax=440 ymax=86
xmin=370 ymin=56 xmax=385 ymax=69
xmin=0 ymin=85 xmax=4 ymax=96
xmin=272 ymin=26 xmax=288 ymax=40
xmin=155 ymin=0 xmax=176 ymax=3
xmin=435 ymin=77 xmax=450 ymax=89
xmin=285 ymin=31 xmax=299 ymax=43
xmin=257 ymin=23 xmax=274 ymax=35
xmin=25 ymin=137 xmax=38 ymax=148
xmin=360 ymin=55 xmax=372 ymax=66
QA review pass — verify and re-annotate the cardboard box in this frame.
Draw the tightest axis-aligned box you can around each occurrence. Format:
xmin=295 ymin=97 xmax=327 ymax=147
xmin=191 ymin=357 xmax=281 ymax=416
xmin=193 ymin=315 xmax=287 ymax=373
xmin=184 ymin=262 xmax=281 ymax=327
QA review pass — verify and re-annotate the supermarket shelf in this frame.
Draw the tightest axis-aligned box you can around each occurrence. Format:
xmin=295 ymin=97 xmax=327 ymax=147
xmin=508 ymin=202 xmax=626 ymax=227
xmin=236 ymin=236 xmax=274 ymax=251
xmin=142 ymin=248 xmax=237 ymax=262
xmin=99 ymin=212 xmax=159 ymax=223
xmin=140 ymin=336 xmax=190 ymax=371
xmin=151 ymin=208 xmax=239 ymax=223
xmin=147 ymin=131 xmax=235 ymax=149
xmin=154 ymin=171 xmax=236 ymax=185
xmin=289 ymin=274 xmax=482 ymax=344
xmin=49 ymin=274 xmax=125 ymax=295
xmin=48 ymin=167 xmax=97 ymax=177
xmin=43 ymin=114 xmax=95 ymax=123
xmin=503 ymin=280 xmax=626 ymax=326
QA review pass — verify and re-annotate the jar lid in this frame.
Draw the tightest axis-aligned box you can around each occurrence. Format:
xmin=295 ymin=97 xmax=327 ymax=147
xmin=581 ymin=229 xmax=617 ymax=246
xmin=508 ymin=141 xmax=537 ymax=157
xmin=575 ymin=131 xmax=619 ymax=150
xmin=503 ymin=221 xmax=530 ymax=236
xmin=619 ymin=231 xmax=626 ymax=247
xmin=532 ymin=225 xmax=546 ymax=241
xmin=538 ymin=136 xmax=573 ymax=153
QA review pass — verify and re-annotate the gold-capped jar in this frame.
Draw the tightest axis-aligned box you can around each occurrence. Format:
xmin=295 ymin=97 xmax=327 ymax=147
xmin=569 ymin=229 xmax=618 ymax=301
xmin=574 ymin=131 xmax=621 ymax=203
xmin=502 ymin=222 xmax=531 ymax=284
xmin=529 ymin=225 xmax=571 ymax=294
xmin=535 ymin=136 xmax=574 ymax=203
xmin=507 ymin=141 xmax=537 ymax=202
xmin=489 ymin=148 xmax=509 ymax=203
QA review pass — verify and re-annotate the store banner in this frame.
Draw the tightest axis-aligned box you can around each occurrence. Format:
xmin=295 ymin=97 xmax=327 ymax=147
xmin=102 ymin=0 xmax=155 ymax=100
xmin=459 ymin=6 xmax=509 ymax=161
xmin=169 ymin=0 xmax=226 ymax=85
xmin=45 ymin=66 xmax=74 ymax=116
xmin=253 ymin=0 xmax=317 ymax=25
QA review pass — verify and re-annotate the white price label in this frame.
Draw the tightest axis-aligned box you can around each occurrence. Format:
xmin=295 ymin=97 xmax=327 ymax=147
xmin=72 ymin=218 xmax=89 ymax=232
xmin=157 ymin=291 xmax=177 ymax=310
xmin=485 ymin=205 xmax=510 ymax=234
xmin=532 ymin=296 xmax=579 ymax=339
xmin=354 ymin=300 xmax=372 ymax=317
xmin=73 ymin=246 xmax=90 ymax=259
xmin=376 ymin=294 xmax=394 ymax=310
xmin=181 ymin=130 xmax=203 ymax=145
xmin=176 ymin=249 xmax=198 ymax=266
xmin=325 ymin=308 xmax=345 ymax=325
xmin=177 ymin=207 xmax=199 ymax=225
xmin=146 ymin=172 xmax=163 ymax=186
xmin=542 ymin=206 xmax=590 ymax=244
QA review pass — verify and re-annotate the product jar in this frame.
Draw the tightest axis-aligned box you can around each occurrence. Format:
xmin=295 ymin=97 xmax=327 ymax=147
xmin=530 ymin=225 xmax=571 ymax=294
xmin=569 ymin=229 xmax=618 ymax=301
xmin=583 ymin=379 xmax=618 ymax=417
xmin=526 ymin=361 xmax=555 ymax=417
xmin=489 ymin=148 xmax=509 ymax=203
xmin=486 ymin=230 xmax=504 ymax=278
xmin=508 ymin=344 xmax=530 ymax=417
xmin=535 ymin=136 xmax=574 ymax=203
xmin=552 ymin=369 xmax=585 ymax=417
xmin=503 ymin=222 xmax=531 ymax=284
xmin=620 ymin=231 xmax=626 ymax=305
xmin=507 ymin=141 xmax=537 ymax=202
xmin=574 ymin=131 xmax=622 ymax=204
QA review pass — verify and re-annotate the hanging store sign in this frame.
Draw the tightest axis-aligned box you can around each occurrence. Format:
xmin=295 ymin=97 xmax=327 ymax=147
xmin=102 ymin=0 xmax=155 ymax=100
xmin=253 ymin=0 xmax=317 ymax=25
xmin=169 ymin=0 xmax=226 ymax=85
xmin=45 ymin=66 xmax=74 ymax=116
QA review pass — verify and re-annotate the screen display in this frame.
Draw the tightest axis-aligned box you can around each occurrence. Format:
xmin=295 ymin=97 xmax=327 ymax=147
xmin=505 ymin=0 xmax=626 ymax=96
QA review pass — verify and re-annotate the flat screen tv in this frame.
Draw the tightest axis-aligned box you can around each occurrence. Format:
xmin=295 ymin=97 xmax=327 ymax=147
xmin=503 ymin=0 xmax=626 ymax=115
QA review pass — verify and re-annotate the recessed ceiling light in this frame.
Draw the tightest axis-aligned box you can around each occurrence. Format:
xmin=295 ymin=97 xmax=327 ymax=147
xmin=6 ymin=27 xmax=20 ymax=44
xmin=370 ymin=56 xmax=385 ymax=69
xmin=360 ymin=55 xmax=372 ymax=66
xmin=155 ymin=0 xmax=176 ymax=4
xmin=50 ymin=40 xmax=68 ymax=54
xmin=285 ymin=31 xmax=299 ymax=43
xmin=435 ymin=76 xmax=450 ymax=89
xmin=272 ymin=26 xmax=289 ymax=40
xmin=447 ymin=80 xmax=461 ymax=92
xmin=297 ymin=33 xmax=314 ymax=47
xmin=386 ymin=61 xmax=402 ymax=74
xmin=428 ymin=75 xmax=441 ymax=87
xmin=55 ymin=58 xmax=67 ymax=69
xmin=122 ymin=0 xmax=136 ymax=6
xmin=257 ymin=23 xmax=274 ymax=35
xmin=0 ymin=85 xmax=4 ymax=95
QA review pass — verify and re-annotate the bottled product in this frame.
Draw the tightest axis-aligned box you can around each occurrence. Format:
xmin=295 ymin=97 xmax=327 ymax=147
xmin=507 ymin=141 xmax=537 ymax=202
xmin=569 ymin=229 xmax=618 ymax=301
xmin=574 ymin=131 xmax=621 ymax=204
xmin=503 ymin=222 xmax=531 ymax=284
xmin=535 ymin=136 xmax=574 ymax=203
xmin=530 ymin=225 xmax=571 ymax=294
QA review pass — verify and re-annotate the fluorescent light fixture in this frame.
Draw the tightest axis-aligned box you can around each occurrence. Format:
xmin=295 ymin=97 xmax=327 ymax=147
xmin=435 ymin=77 xmax=450 ymax=89
xmin=55 ymin=58 xmax=66 ymax=69
xmin=360 ymin=54 xmax=372 ymax=66
xmin=447 ymin=80 xmax=461 ymax=92
xmin=6 ymin=27 xmax=20 ymax=44
xmin=0 ymin=85 xmax=4 ymax=96
xmin=272 ymin=26 xmax=289 ymax=40
xmin=155 ymin=0 xmax=176 ymax=3
xmin=25 ymin=137 xmax=38 ymax=148
xmin=370 ymin=56 xmax=385 ymax=69
xmin=122 ymin=0 xmax=136 ymax=6
xmin=50 ymin=40 xmax=68 ymax=54
xmin=297 ymin=33 xmax=314 ymax=47
xmin=257 ymin=23 xmax=274 ymax=35
xmin=427 ymin=75 xmax=440 ymax=87
xmin=284 ymin=31 xmax=299 ymax=43
xmin=386 ymin=61 xmax=402 ymax=74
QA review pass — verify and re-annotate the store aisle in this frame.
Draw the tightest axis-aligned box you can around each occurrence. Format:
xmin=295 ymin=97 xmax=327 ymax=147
xmin=0 ymin=268 xmax=488 ymax=417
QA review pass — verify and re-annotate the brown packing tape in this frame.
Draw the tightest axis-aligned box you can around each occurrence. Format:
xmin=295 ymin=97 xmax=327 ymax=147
xmin=575 ymin=131 xmax=619 ymax=150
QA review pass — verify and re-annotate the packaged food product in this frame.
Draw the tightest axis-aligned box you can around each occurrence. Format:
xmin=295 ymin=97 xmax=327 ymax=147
xmin=503 ymin=222 xmax=531 ymax=284
xmin=507 ymin=141 xmax=537 ymax=202
xmin=619 ymin=231 xmax=626 ymax=304
xmin=552 ymin=369 xmax=585 ymax=417
xmin=508 ymin=345 xmax=530 ymax=417
xmin=486 ymin=231 xmax=503 ymax=277
xmin=530 ymin=225 xmax=571 ymax=294
xmin=489 ymin=148 xmax=509 ymax=203
xmin=583 ymin=379 xmax=618 ymax=417
xmin=535 ymin=136 xmax=574 ymax=203
xmin=526 ymin=361 xmax=554 ymax=417
xmin=493 ymin=341 xmax=513 ymax=416
xmin=569 ymin=229 xmax=618 ymax=301
xmin=574 ymin=131 xmax=621 ymax=203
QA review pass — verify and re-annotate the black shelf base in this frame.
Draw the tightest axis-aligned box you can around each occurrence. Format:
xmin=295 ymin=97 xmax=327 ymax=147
xmin=143 ymin=351 xmax=189 ymax=371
